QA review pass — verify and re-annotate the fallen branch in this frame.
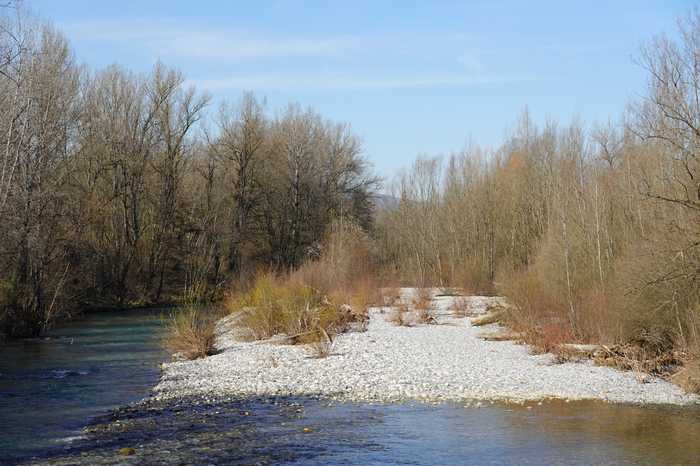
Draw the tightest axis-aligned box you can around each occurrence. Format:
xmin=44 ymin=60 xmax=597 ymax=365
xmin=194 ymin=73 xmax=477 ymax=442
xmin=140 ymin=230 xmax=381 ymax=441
xmin=479 ymin=331 xmax=524 ymax=341
xmin=471 ymin=310 xmax=503 ymax=326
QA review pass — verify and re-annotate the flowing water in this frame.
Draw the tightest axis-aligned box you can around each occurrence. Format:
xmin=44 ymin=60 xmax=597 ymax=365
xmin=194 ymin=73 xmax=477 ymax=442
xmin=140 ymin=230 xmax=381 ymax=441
xmin=0 ymin=309 xmax=167 ymax=462
xmin=1 ymin=310 xmax=700 ymax=465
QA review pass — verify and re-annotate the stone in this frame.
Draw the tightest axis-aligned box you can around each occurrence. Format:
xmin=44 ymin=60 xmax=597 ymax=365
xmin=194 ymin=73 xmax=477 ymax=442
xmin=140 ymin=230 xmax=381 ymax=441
xmin=118 ymin=447 xmax=136 ymax=456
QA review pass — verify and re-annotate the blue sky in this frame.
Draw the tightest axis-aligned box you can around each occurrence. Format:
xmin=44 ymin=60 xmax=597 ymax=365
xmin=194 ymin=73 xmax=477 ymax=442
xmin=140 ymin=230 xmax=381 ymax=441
xmin=31 ymin=0 xmax=693 ymax=177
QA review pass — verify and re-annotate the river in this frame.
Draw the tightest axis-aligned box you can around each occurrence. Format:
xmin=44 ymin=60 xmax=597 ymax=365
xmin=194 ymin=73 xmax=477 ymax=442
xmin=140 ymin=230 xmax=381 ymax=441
xmin=1 ymin=310 xmax=700 ymax=465
xmin=0 ymin=309 xmax=166 ymax=462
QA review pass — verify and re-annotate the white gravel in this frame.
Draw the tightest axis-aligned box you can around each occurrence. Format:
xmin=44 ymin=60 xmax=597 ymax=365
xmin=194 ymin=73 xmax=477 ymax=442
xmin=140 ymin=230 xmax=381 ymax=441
xmin=153 ymin=291 xmax=698 ymax=405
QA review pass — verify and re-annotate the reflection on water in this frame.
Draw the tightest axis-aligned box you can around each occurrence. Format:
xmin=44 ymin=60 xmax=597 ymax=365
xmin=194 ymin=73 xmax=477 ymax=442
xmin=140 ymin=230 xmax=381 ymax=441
xmin=2 ymin=309 xmax=700 ymax=465
xmin=492 ymin=400 xmax=700 ymax=465
xmin=297 ymin=400 xmax=700 ymax=465
xmin=0 ymin=309 xmax=166 ymax=461
xmin=29 ymin=397 xmax=700 ymax=465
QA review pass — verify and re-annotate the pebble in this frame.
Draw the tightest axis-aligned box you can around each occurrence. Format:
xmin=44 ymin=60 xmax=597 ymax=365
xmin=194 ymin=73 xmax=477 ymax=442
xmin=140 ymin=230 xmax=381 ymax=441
xmin=153 ymin=293 xmax=698 ymax=406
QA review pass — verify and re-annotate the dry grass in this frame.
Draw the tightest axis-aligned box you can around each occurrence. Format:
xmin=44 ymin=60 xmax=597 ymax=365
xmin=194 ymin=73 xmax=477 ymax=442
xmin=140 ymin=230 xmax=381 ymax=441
xmin=379 ymin=286 xmax=401 ymax=307
xmin=163 ymin=307 xmax=217 ymax=360
xmin=387 ymin=304 xmax=412 ymax=327
xmin=471 ymin=309 xmax=504 ymax=326
xmin=669 ymin=358 xmax=700 ymax=394
xmin=227 ymin=273 xmax=352 ymax=342
xmin=328 ymin=285 xmax=372 ymax=325
xmin=411 ymin=288 xmax=432 ymax=312
xmin=436 ymin=287 xmax=460 ymax=297
xmin=450 ymin=297 xmax=470 ymax=317
xmin=382 ymin=287 xmax=437 ymax=325
xmin=226 ymin=270 xmax=371 ymax=345
xmin=416 ymin=306 xmax=437 ymax=325
xmin=225 ymin=221 xmax=378 ymax=347
xmin=524 ymin=320 xmax=576 ymax=354
xmin=291 ymin=221 xmax=375 ymax=296
xmin=305 ymin=327 xmax=335 ymax=358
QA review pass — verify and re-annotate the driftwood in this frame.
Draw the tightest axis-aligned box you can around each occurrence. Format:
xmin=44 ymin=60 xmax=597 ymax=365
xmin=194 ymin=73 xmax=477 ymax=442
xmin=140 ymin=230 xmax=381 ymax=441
xmin=669 ymin=360 xmax=700 ymax=394
xmin=479 ymin=331 xmax=524 ymax=341
xmin=558 ymin=343 xmax=602 ymax=356
xmin=471 ymin=311 xmax=503 ymax=326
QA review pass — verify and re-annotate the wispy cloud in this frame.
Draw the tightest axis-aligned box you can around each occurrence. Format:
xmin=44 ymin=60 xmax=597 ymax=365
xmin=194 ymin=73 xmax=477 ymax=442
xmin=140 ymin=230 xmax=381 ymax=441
xmin=62 ymin=19 xmax=543 ymax=91
xmin=63 ymin=20 xmax=370 ymax=61
xmin=190 ymin=73 xmax=532 ymax=92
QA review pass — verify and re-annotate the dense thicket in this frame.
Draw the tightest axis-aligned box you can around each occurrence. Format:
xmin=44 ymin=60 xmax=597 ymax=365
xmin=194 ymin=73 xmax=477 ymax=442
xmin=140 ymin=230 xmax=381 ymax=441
xmin=378 ymin=13 xmax=700 ymax=354
xmin=0 ymin=5 xmax=377 ymax=337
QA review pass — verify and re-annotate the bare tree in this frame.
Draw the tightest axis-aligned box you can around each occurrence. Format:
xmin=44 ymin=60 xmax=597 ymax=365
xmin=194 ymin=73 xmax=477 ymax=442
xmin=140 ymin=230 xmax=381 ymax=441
xmin=211 ymin=92 xmax=265 ymax=285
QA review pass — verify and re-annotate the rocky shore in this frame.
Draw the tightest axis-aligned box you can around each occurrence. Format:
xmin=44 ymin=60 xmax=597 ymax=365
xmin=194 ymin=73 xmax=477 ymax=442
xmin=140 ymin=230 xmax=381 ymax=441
xmin=153 ymin=293 xmax=698 ymax=406
xmin=24 ymin=293 xmax=700 ymax=465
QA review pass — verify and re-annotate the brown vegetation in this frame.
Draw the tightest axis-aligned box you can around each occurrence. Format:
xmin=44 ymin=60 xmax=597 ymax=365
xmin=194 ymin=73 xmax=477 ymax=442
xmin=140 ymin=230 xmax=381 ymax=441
xmin=305 ymin=327 xmax=335 ymax=359
xmin=669 ymin=359 xmax=700 ymax=394
xmin=163 ymin=307 xmax=217 ymax=360
xmin=387 ymin=305 xmax=412 ymax=327
xmin=450 ymin=297 xmax=470 ymax=317
xmin=471 ymin=308 xmax=504 ymax=327
xmin=379 ymin=287 xmax=401 ymax=307
xmin=411 ymin=288 xmax=432 ymax=312
xmin=2 ymin=0 xmax=699 ymax=393
xmin=228 ymin=274 xmax=356 ymax=342
xmin=0 ymin=5 xmax=378 ymax=338
xmin=413 ymin=289 xmax=437 ymax=325
xmin=225 ymin=223 xmax=374 ymax=347
xmin=376 ymin=12 xmax=700 ymax=379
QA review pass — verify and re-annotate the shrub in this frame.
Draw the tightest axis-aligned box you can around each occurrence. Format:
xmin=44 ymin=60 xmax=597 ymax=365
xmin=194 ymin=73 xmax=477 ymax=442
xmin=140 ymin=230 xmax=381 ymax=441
xmin=291 ymin=221 xmax=376 ymax=296
xmin=412 ymin=288 xmax=432 ymax=312
xmin=379 ymin=286 xmax=401 ymax=307
xmin=305 ymin=327 xmax=334 ymax=358
xmin=228 ymin=274 xmax=321 ymax=340
xmin=454 ymin=258 xmax=496 ymax=296
xmin=610 ymin=238 xmax=700 ymax=356
xmin=416 ymin=306 xmax=437 ymax=325
xmin=494 ymin=266 xmax=578 ymax=352
xmin=412 ymin=288 xmax=438 ymax=324
xmin=164 ymin=307 xmax=217 ymax=360
xmin=387 ymin=304 xmax=411 ymax=327
xmin=227 ymin=272 xmax=367 ymax=343
xmin=669 ymin=359 xmax=700 ymax=394
xmin=437 ymin=287 xmax=459 ymax=297
xmin=450 ymin=297 xmax=470 ymax=317
xmin=225 ymin=221 xmax=376 ymax=344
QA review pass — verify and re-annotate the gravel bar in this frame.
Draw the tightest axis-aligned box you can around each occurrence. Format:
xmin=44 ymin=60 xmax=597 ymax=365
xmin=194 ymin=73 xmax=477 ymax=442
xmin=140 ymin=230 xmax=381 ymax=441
xmin=153 ymin=292 xmax=698 ymax=406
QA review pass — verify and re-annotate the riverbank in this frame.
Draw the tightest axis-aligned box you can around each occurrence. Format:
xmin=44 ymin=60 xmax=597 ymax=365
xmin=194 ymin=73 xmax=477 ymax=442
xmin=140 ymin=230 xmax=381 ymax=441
xmin=154 ymin=293 xmax=698 ymax=406
xmin=17 ymin=294 xmax=700 ymax=465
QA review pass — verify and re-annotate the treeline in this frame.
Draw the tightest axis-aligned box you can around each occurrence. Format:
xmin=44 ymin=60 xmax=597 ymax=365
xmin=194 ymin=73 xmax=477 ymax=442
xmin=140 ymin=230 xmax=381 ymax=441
xmin=4 ymin=0 xmax=700 ymax=361
xmin=0 ymin=5 xmax=377 ymax=337
xmin=379 ymin=13 xmax=700 ymax=354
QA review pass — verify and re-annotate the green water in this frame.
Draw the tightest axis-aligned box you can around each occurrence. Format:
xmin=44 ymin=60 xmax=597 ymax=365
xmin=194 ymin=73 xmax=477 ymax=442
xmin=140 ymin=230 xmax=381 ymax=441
xmin=0 ymin=309 xmax=166 ymax=462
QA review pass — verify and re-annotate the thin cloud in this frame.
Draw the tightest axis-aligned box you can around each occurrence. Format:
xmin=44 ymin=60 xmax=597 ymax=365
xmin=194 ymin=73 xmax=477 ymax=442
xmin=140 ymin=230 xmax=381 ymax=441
xmin=63 ymin=20 xmax=371 ymax=60
xmin=62 ymin=19 xmax=548 ymax=91
xmin=190 ymin=73 xmax=533 ymax=92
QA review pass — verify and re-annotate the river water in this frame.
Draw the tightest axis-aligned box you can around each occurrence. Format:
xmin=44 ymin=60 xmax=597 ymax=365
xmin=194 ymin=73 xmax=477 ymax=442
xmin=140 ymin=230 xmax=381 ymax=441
xmin=1 ymin=310 xmax=700 ymax=465
xmin=0 ymin=309 xmax=166 ymax=462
